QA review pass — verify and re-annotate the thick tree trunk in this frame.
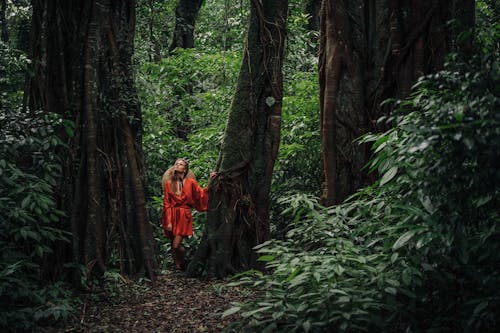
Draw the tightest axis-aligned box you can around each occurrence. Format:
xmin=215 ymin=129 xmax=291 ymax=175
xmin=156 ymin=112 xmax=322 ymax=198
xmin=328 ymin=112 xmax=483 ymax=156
xmin=0 ymin=0 xmax=7 ymax=42
xmin=319 ymin=0 xmax=475 ymax=206
xmin=29 ymin=0 xmax=156 ymax=283
xmin=187 ymin=0 xmax=288 ymax=278
xmin=168 ymin=0 xmax=203 ymax=52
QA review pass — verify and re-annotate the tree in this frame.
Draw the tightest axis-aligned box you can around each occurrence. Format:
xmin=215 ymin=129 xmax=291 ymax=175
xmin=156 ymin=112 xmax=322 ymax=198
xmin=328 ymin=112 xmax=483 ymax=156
xmin=187 ymin=0 xmax=288 ymax=278
xmin=1 ymin=0 xmax=7 ymax=42
xmin=28 ymin=0 xmax=156 ymax=283
xmin=169 ymin=0 xmax=204 ymax=52
xmin=319 ymin=0 xmax=475 ymax=206
xmin=136 ymin=0 xmax=174 ymax=62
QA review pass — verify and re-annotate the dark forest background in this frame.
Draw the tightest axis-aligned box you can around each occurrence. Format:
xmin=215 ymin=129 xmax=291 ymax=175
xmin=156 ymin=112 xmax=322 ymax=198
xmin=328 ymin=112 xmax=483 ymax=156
xmin=0 ymin=0 xmax=499 ymax=332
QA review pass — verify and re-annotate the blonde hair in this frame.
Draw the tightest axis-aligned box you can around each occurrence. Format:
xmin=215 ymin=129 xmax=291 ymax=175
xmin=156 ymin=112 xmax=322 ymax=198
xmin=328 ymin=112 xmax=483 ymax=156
xmin=162 ymin=158 xmax=196 ymax=191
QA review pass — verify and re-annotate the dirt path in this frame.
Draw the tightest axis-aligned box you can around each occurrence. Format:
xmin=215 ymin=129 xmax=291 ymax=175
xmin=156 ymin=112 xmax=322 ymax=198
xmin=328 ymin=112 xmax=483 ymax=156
xmin=57 ymin=271 xmax=249 ymax=333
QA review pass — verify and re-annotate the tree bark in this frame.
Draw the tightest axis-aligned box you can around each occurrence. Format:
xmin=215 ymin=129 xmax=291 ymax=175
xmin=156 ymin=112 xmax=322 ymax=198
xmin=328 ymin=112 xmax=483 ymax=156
xmin=29 ymin=0 xmax=156 ymax=283
xmin=148 ymin=0 xmax=162 ymax=62
xmin=319 ymin=0 xmax=475 ymax=206
xmin=187 ymin=0 xmax=288 ymax=278
xmin=0 ymin=0 xmax=7 ymax=42
xmin=168 ymin=0 xmax=203 ymax=52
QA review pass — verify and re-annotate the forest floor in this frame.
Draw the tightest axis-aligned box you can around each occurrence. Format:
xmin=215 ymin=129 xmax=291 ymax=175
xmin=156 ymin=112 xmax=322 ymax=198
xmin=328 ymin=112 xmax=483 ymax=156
xmin=52 ymin=270 xmax=251 ymax=333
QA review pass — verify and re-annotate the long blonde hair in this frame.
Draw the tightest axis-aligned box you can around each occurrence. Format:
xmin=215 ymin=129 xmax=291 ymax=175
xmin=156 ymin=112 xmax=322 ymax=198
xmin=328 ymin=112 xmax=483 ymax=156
xmin=162 ymin=158 xmax=196 ymax=193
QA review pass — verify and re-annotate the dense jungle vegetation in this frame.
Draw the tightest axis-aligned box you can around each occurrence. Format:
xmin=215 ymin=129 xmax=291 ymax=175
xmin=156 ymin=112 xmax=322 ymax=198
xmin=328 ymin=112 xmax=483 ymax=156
xmin=0 ymin=0 xmax=499 ymax=332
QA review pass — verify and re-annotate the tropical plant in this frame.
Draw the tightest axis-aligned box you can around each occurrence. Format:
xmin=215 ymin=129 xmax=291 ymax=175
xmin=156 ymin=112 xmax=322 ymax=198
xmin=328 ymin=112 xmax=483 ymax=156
xmin=0 ymin=107 xmax=75 ymax=332
xmin=270 ymin=70 xmax=321 ymax=238
xmin=223 ymin=20 xmax=500 ymax=332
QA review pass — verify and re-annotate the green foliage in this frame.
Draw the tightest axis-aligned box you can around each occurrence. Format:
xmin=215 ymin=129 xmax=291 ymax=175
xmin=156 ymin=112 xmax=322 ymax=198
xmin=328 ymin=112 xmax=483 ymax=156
xmin=284 ymin=0 xmax=318 ymax=76
xmin=138 ymin=48 xmax=240 ymax=194
xmin=225 ymin=192 xmax=407 ymax=332
xmin=0 ymin=41 xmax=30 ymax=109
xmin=367 ymin=30 xmax=500 ymax=329
xmin=135 ymin=0 xmax=177 ymax=62
xmin=0 ymin=107 xmax=75 ymax=331
xmin=136 ymin=0 xmax=323 ymax=267
xmin=269 ymin=0 xmax=321 ymax=237
xmin=270 ymin=71 xmax=321 ymax=237
xmin=1 ymin=20 xmax=76 ymax=332
xmin=1 ymin=1 xmax=31 ymax=52
xmin=137 ymin=49 xmax=241 ymax=268
xmin=196 ymin=0 xmax=249 ymax=52
xmin=100 ymin=269 xmax=150 ymax=301
xmin=134 ymin=0 xmax=249 ymax=61
xmin=224 ymin=25 xmax=500 ymax=332
xmin=273 ymin=71 xmax=321 ymax=196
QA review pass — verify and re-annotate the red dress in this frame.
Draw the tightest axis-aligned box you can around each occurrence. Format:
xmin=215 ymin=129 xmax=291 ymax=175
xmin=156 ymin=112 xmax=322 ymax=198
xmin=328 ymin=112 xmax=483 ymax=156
xmin=161 ymin=177 xmax=208 ymax=239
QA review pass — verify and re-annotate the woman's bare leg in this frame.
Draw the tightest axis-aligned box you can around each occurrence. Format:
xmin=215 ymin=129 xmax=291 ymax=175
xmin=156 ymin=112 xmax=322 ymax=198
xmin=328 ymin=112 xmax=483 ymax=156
xmin=171 ymin=235 xmax=186 ymax=270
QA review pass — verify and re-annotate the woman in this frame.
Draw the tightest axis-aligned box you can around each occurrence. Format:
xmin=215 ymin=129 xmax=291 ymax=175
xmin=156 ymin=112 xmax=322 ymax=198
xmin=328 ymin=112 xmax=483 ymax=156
xmin=161 ymin=158 xmax=215 ymax=271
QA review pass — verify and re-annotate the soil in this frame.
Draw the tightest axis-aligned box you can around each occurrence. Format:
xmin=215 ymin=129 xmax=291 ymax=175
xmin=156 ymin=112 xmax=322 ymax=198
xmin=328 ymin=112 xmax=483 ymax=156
xmin=54 ymin=271 xmax=251 ymax=333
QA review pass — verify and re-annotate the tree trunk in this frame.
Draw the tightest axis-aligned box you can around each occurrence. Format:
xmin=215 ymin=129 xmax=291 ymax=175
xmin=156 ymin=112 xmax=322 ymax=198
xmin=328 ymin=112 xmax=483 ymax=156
xmin=0 ymin=0 xmax=7 ymax=42
xmin=319 ymin=0 xmax=475 ymax=206
xmin=148 ymin=0 xmax=162 ymax=62
xmin=187 ymin=0 xmax=288 ymax=278
xmin=168 ymin=0 xmax=203 ymax=52
xmin=29 ymin=0 xmax=156 ymax=283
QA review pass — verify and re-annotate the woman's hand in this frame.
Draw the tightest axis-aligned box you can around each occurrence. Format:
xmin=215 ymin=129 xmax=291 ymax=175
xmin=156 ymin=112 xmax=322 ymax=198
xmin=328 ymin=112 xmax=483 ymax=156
xmin=166 ymin=224 xmax=172 ymax=232
xmin=207 ymin=171 xmax=218 ymax=189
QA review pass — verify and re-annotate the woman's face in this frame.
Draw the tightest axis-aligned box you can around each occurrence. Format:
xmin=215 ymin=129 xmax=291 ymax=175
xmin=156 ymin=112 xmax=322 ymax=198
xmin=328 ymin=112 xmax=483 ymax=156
xmin=174 ymin=159 xmax=187 ymax=174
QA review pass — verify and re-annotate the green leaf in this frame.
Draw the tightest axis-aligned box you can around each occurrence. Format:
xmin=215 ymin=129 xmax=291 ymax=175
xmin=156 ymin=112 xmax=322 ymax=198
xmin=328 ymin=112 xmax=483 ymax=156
xmin=473 ymin=301 xmax=488 ymax=316
xmin=385 ymin=287 xmax=397 ymax=295
xmin=257 ymin=255 xmax=275 ymax=262
xmin=475 ymin=195 xmax=492 ymax=207
xmin=390 ymin=252 xmax=399 ymax=263
xmin=288 ymin=272 xmax=308 ymax=288
xmin=262 ymin=322 xmax=277 ymax=333
xmin=20 ymin=227 xmax=28 ymax=239
xmin=303 ymin=321 xmax=311 ymax=332
xmin=241 ymin=306 xmax=272 ymax=318
xmin=402 ymin=269 xmax=412 ymax=285
xmin=222 ymin=306 xmax=241 ymax=318
xmin=329 ymin=289 xmax=349 ymax=296
xmin=380 ymin=166 xmax=398 ymax=186
xmin=393 ymin=229 xmax=422 ymax=250
xmin=333 ymin=264 xmax=345 ymax=276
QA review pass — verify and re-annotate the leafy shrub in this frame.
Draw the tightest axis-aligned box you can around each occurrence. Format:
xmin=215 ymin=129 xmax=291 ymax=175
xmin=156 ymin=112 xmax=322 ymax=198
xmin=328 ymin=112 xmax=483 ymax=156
xmin=284 ymin=1 xmax=319 ymax=76
xmin=270 ymin=71 xmax=321 ymax=238
xmin=224 ymin=189 xmax=417 ymax=332
xmin=273 ymin=71 xmax=321 ymax=197
xmin=368 ymin=33 xmax=500 ymax=330
xmin=0 ymin=41 xmax=30 ymax=110
xmin=0 ymin=107 xmax=75 ymax=332
xmin=224 ymin=23 xmax=500 ymax=332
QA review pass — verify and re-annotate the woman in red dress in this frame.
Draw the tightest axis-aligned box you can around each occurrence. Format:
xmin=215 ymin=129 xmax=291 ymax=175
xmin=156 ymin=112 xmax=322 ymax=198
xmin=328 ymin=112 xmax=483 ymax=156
xmin=161 ymin=158 xmax=215 ymax=271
